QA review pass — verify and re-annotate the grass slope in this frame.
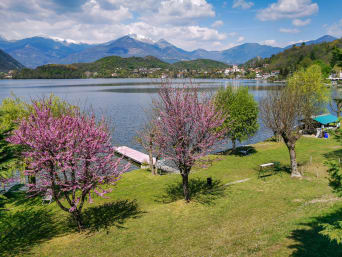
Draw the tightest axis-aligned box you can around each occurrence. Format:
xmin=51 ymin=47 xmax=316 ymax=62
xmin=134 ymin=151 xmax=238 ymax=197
xmin=1 ymin=137 xmax=342 ymax=256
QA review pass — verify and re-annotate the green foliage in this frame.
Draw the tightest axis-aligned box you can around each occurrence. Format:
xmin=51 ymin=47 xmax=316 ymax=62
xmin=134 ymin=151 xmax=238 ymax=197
xmin=245 ymin=38 xmax=342 ymax=77
xmin=331 ymin=47 xmax=342 ymax=68
xmin=320 ymin=221 xmax=342 ymax=245
xmin=287 ymin=64 xmax=329 ymax=119
xmin=326 ymin=161 xmax=342 ymax=196
xmin=0 ymin=93 xmax=77 ymax=131
xmin=0 ymin=126 xmax=23 ymax=180
xmin=215 ymin=86 xmax=259 ymax=148
xmin=13 ymin=64 xmax=83 ymax=79
xmin=12 ymin=56 xmax=231 ymax=79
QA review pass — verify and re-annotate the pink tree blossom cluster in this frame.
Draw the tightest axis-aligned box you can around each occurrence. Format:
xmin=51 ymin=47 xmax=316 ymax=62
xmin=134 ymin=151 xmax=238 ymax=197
xmin=151 ymin=84 xmax=226 ymax=201
xmin=7 ymin=102 xmax=129 ymax=230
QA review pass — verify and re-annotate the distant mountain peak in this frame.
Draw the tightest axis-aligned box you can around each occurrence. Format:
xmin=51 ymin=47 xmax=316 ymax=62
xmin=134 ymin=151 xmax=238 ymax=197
xmin=155 ymin=39 xmax=174 ymax=48
xmin=49 ymin=36 xmax=80 ymax=45
xmin=128 ymin=34 xmax=155 ymax=44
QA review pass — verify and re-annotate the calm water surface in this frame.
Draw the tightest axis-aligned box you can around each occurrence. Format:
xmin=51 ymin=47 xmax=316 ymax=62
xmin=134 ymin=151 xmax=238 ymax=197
xmin=0 ymin=78 xmax=283 ymax=153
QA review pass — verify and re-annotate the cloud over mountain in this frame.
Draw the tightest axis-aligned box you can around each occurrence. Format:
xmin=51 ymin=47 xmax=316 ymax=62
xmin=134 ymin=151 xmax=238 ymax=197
xmin=257 ymin=0 xmax=318 ymax=21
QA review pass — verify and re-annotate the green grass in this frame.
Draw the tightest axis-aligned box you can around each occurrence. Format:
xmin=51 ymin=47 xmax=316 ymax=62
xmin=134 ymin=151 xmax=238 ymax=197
xmin=1 ymin=137 xmax=342 ymax=257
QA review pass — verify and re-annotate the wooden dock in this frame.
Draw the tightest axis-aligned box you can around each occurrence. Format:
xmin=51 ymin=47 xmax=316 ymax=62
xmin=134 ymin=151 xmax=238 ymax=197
xmin=114 ymin=146 xmax=156 ymax=168
xmin=114 ymin=146 xmax=179 ymax=173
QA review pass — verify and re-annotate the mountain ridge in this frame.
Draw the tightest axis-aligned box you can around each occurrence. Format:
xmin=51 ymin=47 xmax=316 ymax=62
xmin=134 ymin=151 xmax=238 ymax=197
xmin=0 ymin=49 xmax=24 ymax=72
xmin=0 ymin=34 xmax=338 ymax=68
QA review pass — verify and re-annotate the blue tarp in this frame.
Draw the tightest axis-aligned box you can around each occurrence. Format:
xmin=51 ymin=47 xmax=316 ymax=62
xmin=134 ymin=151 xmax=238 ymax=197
xmin=313 ymin=114 xmax=338 ymax=125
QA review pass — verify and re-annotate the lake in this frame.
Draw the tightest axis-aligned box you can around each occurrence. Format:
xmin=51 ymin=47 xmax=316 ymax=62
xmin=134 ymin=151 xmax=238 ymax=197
xmin=0 ymin=78 xmax=283 ymax=153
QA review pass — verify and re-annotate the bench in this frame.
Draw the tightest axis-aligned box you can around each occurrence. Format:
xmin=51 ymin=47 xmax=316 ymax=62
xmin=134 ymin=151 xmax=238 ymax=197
xmin=42 ymin=193 xmax=53 ymax=204
xmin=258 ymin=163 xmax=274 ymax=178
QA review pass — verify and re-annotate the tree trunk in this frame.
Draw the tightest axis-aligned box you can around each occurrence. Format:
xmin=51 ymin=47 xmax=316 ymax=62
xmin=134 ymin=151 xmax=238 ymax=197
xmin=232 ymin=139 xmax=236 ymax=152
xmin=287 ymin=144 xmax=302 ymax=178
xmin=181 ymin=172 xmax=190 ymax=202
xmin=149 ymin=134 xmax=155 ymax=175
xmin=148 ymin=147 xmax=155 ymax=175
xmin=73 ymin=210 xmax=83 ymax=232
xmin=337 ymin=102 xmax=342 ymax=118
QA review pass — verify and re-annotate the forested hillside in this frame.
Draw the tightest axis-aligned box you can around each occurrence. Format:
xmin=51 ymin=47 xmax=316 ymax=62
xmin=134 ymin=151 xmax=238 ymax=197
xmin=12 ymin=56 xmax=230 ymax=79
xmin=244 ymin=38 xmax=342 ymax=77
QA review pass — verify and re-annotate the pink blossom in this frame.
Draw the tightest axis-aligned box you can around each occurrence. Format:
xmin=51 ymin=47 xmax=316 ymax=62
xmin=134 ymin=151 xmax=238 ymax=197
xmin=7 ymin=101 xmax=129 ymax=229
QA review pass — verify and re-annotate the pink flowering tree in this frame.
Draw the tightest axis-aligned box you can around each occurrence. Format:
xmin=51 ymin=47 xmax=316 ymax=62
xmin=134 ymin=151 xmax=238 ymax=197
xmin=152 ymin=84 xmax=226 ymax=201
xmin=7 ymin=101 xmax=129 ymax=230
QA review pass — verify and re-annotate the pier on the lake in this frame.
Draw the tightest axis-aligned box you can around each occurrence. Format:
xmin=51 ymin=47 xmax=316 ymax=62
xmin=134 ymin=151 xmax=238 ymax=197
xmin=114 ymin=146 xmax=179 ymax=173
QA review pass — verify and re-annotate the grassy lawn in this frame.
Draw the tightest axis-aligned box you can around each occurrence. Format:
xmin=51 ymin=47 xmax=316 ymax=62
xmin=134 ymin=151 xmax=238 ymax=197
xmin=1 ymin=137 xmax=342 ymax=257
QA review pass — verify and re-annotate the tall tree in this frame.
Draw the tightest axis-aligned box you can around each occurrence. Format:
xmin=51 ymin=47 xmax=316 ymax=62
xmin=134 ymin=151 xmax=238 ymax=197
xmin=261 ymin=65 xmax=328 ymax=178
xmin=136 ymin=119 xmax=158 ymax=175
xmin=151 ymin=84 xmax=226 ymax=201
xmin=7 ymin=101 xmax=129 ymax=230
xmin=287 ymin=64 xmax=328 ymax=130
xmin=0 ymin=94 xmax=78 ymax=184
xmin=215 ymin=87 xmax=259 ymax=151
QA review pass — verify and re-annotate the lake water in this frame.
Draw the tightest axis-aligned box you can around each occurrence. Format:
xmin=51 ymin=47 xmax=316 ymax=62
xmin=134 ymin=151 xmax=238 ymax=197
xmin=0 ymin=78 xmax=283 ymax=153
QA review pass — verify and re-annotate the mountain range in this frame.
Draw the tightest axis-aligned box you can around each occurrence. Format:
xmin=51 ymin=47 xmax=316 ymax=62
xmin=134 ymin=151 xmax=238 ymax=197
xmin=0 ymin=49 xmax=24 ymax=72
xmin=0 ymin=34 xmax=338 ymax=68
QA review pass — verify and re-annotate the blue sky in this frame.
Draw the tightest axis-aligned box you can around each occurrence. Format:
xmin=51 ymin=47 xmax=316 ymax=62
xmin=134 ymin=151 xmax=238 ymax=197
xmin=0 ymin=0 xmax=341 ymax=50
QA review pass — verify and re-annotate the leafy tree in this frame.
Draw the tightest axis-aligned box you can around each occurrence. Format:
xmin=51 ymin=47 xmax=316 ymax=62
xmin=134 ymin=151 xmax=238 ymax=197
xmin=0 ymin=94 xmax=78 ymax=186
xmin=7 ymin=101 xmax=129 ymax=230
xmin=287 ymin=64 xmax=329 ymax=129
xmin=326 ymin=161 xmax=342 ymax=196
xmin=150 ymin=84 xmax=226 ymax=201
xmin=261 ymin=65 xmax=328 ymax=178
xmin=261 ymin=88 xmax=302 ymax=177
xmin=215 ymin=87 xmax=259 ymax=151
xmin=331 ymin=47 xmax=342 ymax=68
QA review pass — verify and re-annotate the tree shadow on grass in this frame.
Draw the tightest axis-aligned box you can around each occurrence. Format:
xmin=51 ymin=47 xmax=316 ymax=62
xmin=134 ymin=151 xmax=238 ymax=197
xmin=156 ymin=177 xmax=227 ymax=205
xmin=323 ymin=149 xmax=342 ymax=161
xmin=73 ymin=200 xmax=143 ymax=232
xmin=0 ymin=207 xmax=58 ymax=257
xmin=288 ymin=208 xmax=342 ymax=257
xmin=216 ymin=146 xmax=257 ymax=157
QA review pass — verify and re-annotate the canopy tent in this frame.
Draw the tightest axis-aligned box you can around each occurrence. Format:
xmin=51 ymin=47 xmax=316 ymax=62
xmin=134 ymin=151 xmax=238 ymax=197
xmin=312 ymin=114 xmax=338 ymax=125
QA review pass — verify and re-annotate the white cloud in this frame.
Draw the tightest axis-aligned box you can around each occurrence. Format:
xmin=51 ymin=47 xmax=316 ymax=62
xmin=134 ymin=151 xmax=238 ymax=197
xmin=232 ymin=0 xmax=254 ymax=10
xmin=279 ymin=28 xmax=300 ymax=33
xmin=140 ymin=0 xmax=215 ymax=25
xmin=237 ymin=36 xmax=245 ymax=42
xmin=260 ymin=39 xmax=278 ymax=46
xmin=257 ymin=0 xmax=318 ymax=21
xmin=327 ymin=19 xmax=342 ymax=38
xmin=292 ymin=18 xmax=311 ymax=26
xmin=0 ymin=0 xmax=226 ymax=50
xmin=228 ymin=32 xmax=238 ymax=37
xmin=211 ymin=20 xmax=223 ymax=28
